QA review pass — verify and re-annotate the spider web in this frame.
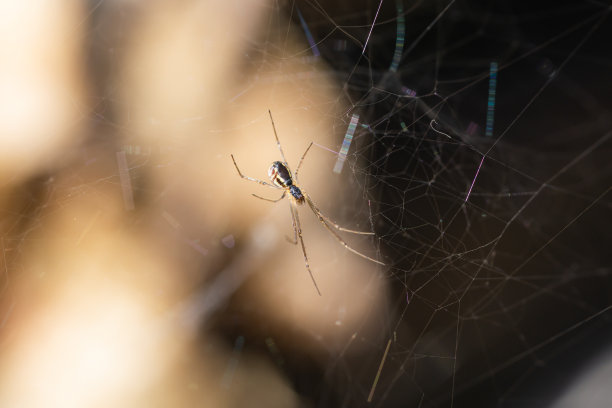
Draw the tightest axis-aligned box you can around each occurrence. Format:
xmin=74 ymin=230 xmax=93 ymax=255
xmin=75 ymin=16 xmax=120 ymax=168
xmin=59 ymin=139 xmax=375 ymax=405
xmin=227 ymin=1 xmax=612 ymax=406
xmin=0 ymin=0 xmax=611 ymax=407
xmin=291 ymin=1 xmax=612 ymax=406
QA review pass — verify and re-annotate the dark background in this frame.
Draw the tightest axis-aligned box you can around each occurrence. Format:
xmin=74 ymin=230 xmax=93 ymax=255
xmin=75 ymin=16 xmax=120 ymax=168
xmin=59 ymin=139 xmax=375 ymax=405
xmin=267 ymin=0 xmax=612 ymax=406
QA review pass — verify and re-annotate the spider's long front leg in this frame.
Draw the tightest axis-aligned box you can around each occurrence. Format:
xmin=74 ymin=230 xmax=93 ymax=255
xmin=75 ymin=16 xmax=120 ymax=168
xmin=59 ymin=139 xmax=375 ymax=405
xmin=305 ymin=196 xmax=385 ymax=265
xmin=290 ymin=202 xmax=322 ymax=296
xmin=315 ymin=206 xmax=375 ymax=235
xmin=285 ymin=200 xmax=298 ymax=245
xmin=301 ymin=192 xmax=374 ymax=234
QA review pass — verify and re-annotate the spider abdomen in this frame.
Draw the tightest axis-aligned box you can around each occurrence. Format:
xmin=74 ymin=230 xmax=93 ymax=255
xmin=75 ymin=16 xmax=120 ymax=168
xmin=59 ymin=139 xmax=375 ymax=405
xmin=268 ymin=161 xmax=293 ymax=188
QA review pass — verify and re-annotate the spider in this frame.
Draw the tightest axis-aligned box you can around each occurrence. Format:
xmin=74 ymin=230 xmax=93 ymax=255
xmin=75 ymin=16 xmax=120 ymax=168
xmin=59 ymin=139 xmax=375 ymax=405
xmin=230 ymin=110 xmax=384 ymax=295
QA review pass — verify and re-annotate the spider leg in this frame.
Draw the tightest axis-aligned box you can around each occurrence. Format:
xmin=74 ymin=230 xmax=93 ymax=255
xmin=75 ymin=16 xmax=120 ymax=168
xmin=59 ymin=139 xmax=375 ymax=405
xmin=268 ymin=110 xmax=289 ymax=165
xmin=294 ymin=142 xmax=313 ymax=180
xmin=305 ymin=195 xmax=385 ymax=265
xmin=290 ymin=201 xmax=322 ymax=296
xmin=285 ymin=200 xmax=298 ymax=244
xmin=302 ymin=192 xmax=374 ymax=235
xmin=252 ymin=191 xmax=286 ymax=203
xmin=231 ymin=154 xmax=278 ymax=189
xmin=316 ymin=208 xmax=374 ymax=235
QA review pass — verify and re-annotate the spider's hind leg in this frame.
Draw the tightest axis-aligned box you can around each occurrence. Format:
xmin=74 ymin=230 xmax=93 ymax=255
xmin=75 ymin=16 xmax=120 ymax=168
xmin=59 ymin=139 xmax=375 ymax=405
xmin=252 ymin=191 xmax=286 ymax=203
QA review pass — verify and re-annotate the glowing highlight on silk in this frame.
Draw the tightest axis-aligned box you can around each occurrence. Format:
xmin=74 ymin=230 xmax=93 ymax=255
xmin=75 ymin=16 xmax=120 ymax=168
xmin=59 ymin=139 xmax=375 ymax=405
xmin=296 ymin=7 xmax=320 ymax=57
xmin=485 ymin=61 xmax=498 ymax=137
xmin=333 ymin=113 xmax=360 ymax=174
xmin=389 ymin=0 xmax=405 ymax=72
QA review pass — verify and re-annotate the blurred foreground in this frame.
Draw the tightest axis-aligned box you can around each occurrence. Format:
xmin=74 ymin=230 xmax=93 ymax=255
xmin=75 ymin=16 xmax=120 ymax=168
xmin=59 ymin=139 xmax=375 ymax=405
xmin=0 ymin=1 xmax=386 ymax=407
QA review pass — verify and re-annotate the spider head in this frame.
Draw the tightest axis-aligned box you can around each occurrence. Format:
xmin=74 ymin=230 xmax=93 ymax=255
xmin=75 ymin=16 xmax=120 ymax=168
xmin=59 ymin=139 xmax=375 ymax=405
xmin=289 ymin=185 xmax=305 ymax=205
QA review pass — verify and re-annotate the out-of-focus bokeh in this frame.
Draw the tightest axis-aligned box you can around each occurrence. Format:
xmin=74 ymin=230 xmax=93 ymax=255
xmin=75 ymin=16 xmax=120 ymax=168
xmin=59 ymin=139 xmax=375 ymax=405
xmin=0 ymin=1 xmax=386 ymax=407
